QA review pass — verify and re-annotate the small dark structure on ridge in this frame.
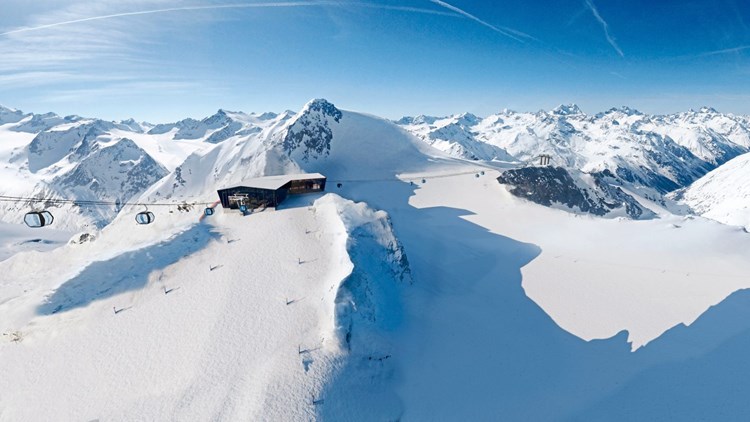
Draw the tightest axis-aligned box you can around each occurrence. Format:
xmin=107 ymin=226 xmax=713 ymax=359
xmin=217 ymin=173 xmax=326 ymax=210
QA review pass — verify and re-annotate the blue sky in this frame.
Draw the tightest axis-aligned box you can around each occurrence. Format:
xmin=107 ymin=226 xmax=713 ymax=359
xmin=1 ymin=0 xmax=750 ymax=122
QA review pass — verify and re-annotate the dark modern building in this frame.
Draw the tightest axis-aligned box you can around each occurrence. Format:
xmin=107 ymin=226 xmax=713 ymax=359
xmin=216 ymin=173 xmax=326 ymax=210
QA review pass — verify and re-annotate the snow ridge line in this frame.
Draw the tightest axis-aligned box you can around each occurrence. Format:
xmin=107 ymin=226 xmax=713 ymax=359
xmin=314 ymin=194 xmax=411 ymax=350
xmin=312 ymin=194 xmax=411 ymax=418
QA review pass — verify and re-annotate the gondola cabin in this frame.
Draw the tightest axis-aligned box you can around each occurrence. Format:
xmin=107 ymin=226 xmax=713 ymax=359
xmin=216 ymin=173 xmax=326 ymax=211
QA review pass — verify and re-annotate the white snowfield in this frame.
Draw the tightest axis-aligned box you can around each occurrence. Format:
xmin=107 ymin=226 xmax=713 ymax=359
xmin=675 ymin=151 xmax=750 ymax=230
xmin=0 ymin=194 xmax=402 ymax=421
xmin=2 ymin=100 xmax=750 ymax=420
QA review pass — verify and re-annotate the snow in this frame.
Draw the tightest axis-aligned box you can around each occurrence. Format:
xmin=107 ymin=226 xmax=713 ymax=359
xmin=326 ymin=169 xmax=750 ymax=419
xmin=675 ymin=152 xmax=750 ymax=230
xmin=398 ymin=105 xmax=750 ymax=194
xmin=0 ymin=197 xmax=332 ymax=420
xmin=108 ymin=128 xmax=211 ymax=172
xmin=0 ymin=222 xmax=72 ymax=262
xmin=4 ymin=100 xmax=750 ymax=420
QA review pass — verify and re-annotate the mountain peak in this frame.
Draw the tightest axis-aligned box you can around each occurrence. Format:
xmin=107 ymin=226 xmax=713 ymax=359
xmin=283 ymin=99 xmax=343 ymax=162
xmin=699 ymin=106 xmax=718 ymax=114
xmin=301 ymin=98 xmax=342 ymax=120
xmin=455 ymin=112 xmax=480 ymax=125
xmin=603 ymin=106 xmax=642 ymax=116
xmin=551 ymin=104 xmax=583 ymax=116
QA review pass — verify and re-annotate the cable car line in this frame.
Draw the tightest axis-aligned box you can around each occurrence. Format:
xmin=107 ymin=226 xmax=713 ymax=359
xmin=0 ymin=195 xmax=216 ymax=208
xmin=3 ymin=167 xmax=498 ymax=227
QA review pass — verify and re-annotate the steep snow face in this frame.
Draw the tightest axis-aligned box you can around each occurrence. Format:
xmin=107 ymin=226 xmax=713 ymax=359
xmin=673 ymin=152 xmax=750 ymax=230
xmin=314 ymin=195 xmax=411 ymax=346
xmin=313 ymin=194 xmax=411 ymax=420
xmin=397 ymin=105 xmax=750 ymax=194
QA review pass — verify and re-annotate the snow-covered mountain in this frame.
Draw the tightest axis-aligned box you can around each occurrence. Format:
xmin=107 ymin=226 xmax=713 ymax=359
xmin=672 ymin=151 xmax=750 ymax=230
xmin=397 ymin=105 xmax=750 ymax=196
xmin=5 ymin=101 xmax=750 ymax=230
xmin=142 ymin=98 xmax=446 ymax=206
xmin=0 ymin=105 xmax=301 ymax=229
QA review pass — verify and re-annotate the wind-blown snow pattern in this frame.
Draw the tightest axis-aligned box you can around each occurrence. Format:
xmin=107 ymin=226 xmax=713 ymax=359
xmin=5 ymin=99 xmax=750 ymax=420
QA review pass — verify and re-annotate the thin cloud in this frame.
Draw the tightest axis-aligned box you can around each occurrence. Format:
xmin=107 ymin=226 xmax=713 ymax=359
xmin=584 ymin=0 xmax=623 ymax=57
xmin=0 ymin=1 xmax=455 ymax=37
xmin=428 ymin=0 xmax=536 ymax=43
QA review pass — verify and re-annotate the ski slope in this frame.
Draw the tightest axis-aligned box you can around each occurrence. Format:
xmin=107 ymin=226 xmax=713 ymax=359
xmin=0 ymin=193 xmax=406 ymax=420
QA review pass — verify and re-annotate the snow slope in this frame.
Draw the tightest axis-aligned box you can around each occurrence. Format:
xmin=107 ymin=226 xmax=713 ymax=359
xmin=0 ymin=192 xmax=408 ymax=421
xmin=673 ymin=152 xmax=750 ymax=230
xmin=325 ymin=168 xmax=750 ymax=420
xmin=0 ymin=222 xmax=72 ymax=262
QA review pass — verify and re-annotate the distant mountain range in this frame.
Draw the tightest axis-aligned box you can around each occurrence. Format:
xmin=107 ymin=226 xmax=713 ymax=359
xmin=2 ymin=101 xmax=750 ymax=230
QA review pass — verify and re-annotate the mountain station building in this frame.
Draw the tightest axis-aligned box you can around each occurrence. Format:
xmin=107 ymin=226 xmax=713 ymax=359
xmin=216 ymin=173 xmax=326 ymax=210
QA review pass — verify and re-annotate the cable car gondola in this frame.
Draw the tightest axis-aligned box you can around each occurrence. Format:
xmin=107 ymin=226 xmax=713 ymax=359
xmin=24 ymin=210 xmax=54 ymax=228
xmin=135 ymin=211 xmax=155 ymax=225
xmin=204 ymin=207 xmax=215 ymax=216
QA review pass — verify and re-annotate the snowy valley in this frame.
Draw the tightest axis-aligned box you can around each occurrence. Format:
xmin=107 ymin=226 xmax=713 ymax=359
xmin=2 ymin=99 xmax=750 ymax=420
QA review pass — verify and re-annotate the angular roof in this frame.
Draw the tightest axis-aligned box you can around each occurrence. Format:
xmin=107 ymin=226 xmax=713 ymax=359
xmin=222 ymin=173 xmax=325 ymax=191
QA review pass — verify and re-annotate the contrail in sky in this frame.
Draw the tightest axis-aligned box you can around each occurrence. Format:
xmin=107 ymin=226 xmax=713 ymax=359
xmin=0 ymin=1 xmax=455 ymax=37
xmin=584 ymin=0 xmax=624 ymax=57
xmin=695 ymin=45 xmax=750 ymax=57
xmin=428 ymin=0 xmax=536 ymax=43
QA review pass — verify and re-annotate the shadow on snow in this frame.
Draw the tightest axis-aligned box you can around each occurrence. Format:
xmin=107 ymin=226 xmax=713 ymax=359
xmin=319 ymin=178 xmax=750 ymax=421
xmin=36 ymin=224 xmax=219 ymax=315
